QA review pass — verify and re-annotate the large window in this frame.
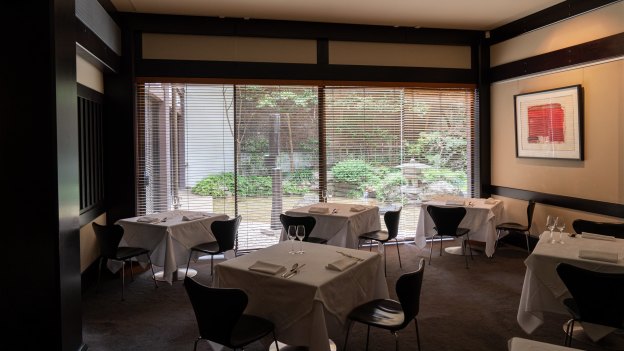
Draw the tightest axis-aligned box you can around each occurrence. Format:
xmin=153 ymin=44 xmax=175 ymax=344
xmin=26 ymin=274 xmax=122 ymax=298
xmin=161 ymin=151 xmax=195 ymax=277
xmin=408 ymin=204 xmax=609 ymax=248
xmin=136 ymin=83 xmax=477 ymax=250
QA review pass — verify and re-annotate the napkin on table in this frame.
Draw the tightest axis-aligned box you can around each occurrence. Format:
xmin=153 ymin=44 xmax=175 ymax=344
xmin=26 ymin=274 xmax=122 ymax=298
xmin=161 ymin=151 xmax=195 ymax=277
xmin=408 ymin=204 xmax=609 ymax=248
xmin=350 ymin=205 xmax=368 ymax=212
xmin=579 ymin=249 xmax=620 ymax=263
xmin=248 ymin=261 xmax=287 ymax=275
xmin=309 ymin=206 xmax=330 ymax=214
xmin=182 ymin=214 xmax=205 ymax=221
xmin=136 ymin=216 xmax=160 ymax=223
xmin=581 ymin=232 xmax=616 ymax=241
xmin=484 ymin=198 xmax=498 ymax=205
xmin=326 ymin=258 xmax=358 ymax=272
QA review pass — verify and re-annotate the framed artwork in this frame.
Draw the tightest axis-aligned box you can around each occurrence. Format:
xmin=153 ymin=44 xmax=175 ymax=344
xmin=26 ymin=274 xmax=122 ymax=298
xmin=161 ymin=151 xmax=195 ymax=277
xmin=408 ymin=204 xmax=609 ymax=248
xmin=514 ymin=85 xmax=584 ymax=160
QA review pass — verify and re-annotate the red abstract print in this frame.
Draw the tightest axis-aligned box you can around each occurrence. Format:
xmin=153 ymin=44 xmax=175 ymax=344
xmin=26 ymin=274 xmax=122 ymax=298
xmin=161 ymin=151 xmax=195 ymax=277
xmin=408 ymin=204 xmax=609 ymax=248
xmin=527 ymin=103 xmax=564 ymax=143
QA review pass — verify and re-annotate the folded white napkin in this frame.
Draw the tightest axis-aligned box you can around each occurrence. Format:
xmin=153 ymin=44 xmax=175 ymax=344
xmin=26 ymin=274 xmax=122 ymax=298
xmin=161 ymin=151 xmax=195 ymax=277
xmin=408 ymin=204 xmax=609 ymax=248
xmin=581 ymin=232 xmax=616 ymax=241
xmin=350 ymin=205 xmax=368 ymax=212
xmin=484 ymin=198 xmax=498 ymax=205
xmin=326 ymin=258 xmax=358 ymax=272
xmin=309 ymin=206 xmax=330 ymax=214
xmin=248 ymin=261 xmax=286 ymax=275
xmin=579 ymin=249 xmax=620 ymax=263
xmin=136 ymin=216 xmax=160 ymax=223
xmin=445 ymin=200 xmax=466 ymax=206
xmin=182 ymin=214 xmax=205 ymax=221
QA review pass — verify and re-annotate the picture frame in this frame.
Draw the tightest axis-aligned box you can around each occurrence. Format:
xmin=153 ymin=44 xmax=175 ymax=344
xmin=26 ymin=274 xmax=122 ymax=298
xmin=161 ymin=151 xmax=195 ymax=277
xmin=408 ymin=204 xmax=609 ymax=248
xmin=514 ymin=85 xmax=584 ymax=160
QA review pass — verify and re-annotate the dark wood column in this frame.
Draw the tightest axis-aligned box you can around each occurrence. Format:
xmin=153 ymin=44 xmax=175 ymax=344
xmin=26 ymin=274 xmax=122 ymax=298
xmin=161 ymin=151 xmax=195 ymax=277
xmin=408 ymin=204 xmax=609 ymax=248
xmin=1 ymin=1 xmax=83 ymax=350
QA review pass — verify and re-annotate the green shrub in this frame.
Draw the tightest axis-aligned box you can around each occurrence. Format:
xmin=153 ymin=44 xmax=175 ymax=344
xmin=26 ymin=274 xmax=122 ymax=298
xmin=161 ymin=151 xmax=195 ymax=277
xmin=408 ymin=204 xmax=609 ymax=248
xmin=331 ymin=159 xmax=379 ymax=184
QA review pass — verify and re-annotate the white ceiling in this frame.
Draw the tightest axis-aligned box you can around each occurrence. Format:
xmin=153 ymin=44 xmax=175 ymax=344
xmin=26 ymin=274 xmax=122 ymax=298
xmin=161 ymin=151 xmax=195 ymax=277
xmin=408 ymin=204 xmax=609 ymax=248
xmin=110 ymin=0 xmax=565 ymax=31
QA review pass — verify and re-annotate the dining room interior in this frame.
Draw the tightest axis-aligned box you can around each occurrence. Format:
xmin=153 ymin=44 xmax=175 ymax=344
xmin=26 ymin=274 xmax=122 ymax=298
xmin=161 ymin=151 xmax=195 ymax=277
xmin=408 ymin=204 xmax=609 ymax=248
xmin=4 ymin=0 xmax=624 ymax=350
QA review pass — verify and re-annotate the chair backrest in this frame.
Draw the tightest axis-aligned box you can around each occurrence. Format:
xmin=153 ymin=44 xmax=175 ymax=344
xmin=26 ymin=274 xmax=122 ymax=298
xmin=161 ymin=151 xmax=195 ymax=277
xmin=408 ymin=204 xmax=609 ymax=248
xmin=396 ymin=258 xmax=425 ymax=329
xmin=210 ymin=215 xmax=242 ymax=253
xmin=526 ymin=200 xmax=536 ymax=229
xmin=383 ymin=207 xmax=402 ymax=240
xmin=92 ymin=222 xmax=124 ymax=259
xmin=556 ymin=263 xmax=624 ymax=329
xmin=279 ymin=214 xmax=316 ymax=240
xmin=184 ymin=276 xmax=248 ymax=346
xmin=572 ymin=219 xmax=624 ymax=238
xmin=426 ymin=205 xmax=467 ymax=237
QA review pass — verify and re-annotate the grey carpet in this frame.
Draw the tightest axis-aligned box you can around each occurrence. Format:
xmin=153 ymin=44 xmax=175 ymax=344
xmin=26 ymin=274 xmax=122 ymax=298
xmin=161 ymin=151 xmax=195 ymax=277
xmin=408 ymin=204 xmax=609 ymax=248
xmin=82 ymin=240 xmax=614 ymax=350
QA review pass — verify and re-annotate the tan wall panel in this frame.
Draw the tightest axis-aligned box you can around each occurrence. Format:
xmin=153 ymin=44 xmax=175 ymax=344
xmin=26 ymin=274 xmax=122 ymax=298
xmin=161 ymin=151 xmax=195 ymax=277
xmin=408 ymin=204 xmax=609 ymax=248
xmin=493 ymin=195 xmax=623 ymax=238
xmin=329 ymin=41 xmax=471 ymax=68
xmin=76 ymin=55 xmax=104 ymax=93
xmin=142 ymin=33 xmax=317 ymax=64
xmin=80 ymin=213 xmax=106 ymax=272
xmin=491 ymin=59 xmax=624 ymax=208
xmin=491 ymin=1 xmax=624 ymax=67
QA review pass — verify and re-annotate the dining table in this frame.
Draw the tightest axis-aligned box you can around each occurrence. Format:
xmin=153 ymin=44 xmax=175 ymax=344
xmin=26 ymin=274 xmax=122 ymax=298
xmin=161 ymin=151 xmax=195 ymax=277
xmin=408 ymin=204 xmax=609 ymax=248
xmin=414 ymin=196 xmax=504 ymax=257
xmin=517 ymin=231 xmax=624 ymax=342
xmin=282 ymin=202 xmax=381 ymax=249
xmin=113 ymin=210 xmax=229 ymax=284
xmin=213 ymin=241 xmax=389 ymax=351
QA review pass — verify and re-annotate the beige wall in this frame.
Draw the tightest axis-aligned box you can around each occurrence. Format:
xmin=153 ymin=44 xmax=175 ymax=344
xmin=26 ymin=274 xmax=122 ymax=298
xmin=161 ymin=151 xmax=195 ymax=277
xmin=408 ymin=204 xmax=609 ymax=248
xmin=490 ymin=2 xmax=624 ymax=235
xmin=76 ymin=55 xmax=104 ymax=93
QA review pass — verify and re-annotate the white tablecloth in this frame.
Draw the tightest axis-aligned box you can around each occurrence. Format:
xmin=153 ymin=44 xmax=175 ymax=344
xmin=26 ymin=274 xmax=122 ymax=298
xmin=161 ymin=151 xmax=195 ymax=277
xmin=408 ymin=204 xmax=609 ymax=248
xmin=414 ymin=198 xmax=504 ymax=257
xmin=517 ymin=232 xmax=624 ymax=341
xmin=214 ymin=241 xmax=389 ymax=351
xmin=508 ymin=337 xmax=583 ymax=350
xmin=114 ymin=210 xmax=229 ymax=284
xmin=283 ymin=203 xmax=381 ymax=249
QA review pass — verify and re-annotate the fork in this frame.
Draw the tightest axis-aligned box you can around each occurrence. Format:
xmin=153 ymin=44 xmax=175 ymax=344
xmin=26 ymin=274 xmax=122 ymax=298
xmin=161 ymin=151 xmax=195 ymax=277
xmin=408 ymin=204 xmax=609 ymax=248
xmin=284 ymin=264 xmax=305 ymax=278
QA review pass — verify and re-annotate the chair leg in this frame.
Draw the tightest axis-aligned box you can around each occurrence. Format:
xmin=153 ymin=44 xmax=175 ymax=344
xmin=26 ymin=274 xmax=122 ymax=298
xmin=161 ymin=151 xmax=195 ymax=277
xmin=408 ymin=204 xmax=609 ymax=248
xmin=393 ymin=331 xmax=399 ymax=351
xmin=185 ymin=250 xmax=193 ymax=279
xmin=429 ymin=236 xmax=434 ymax=265
xmin=395 ymin=238 xmax=402 ymax=269
xmin=273 ymin=331 xmax=280 ymax=351
xmin=343 ymin=320 xmax=352 ymax=351
xmin=565 ymin=319 xmax=575 ymax=347
xmin=383 ymin=244 xmax=387 ymax=276
xmin=146 ymin=254 xmax=158 ymax=289
xmin=463 ymin=240 xmax=469 ymax=269
xmin=96 ymin=257 xmax=104 ymax=293
xmin=414 ymin=319 xmax=421 ymax=351
xmin=193 ymin=338 xmax=200 ymax=351
xmin=129 ymin=260 xmax=135 ymax=281
xmin=210 ymin=255 xmax=215 ymax=276
xmin=525 ymin=232 xmax=531 ymax=253
xmin=365 ymin=325 xmax=370 ymax=351
xmin=439 ymin=236 xmax=443 ymax=256
xmin=121 ymin=261 xmax=125 ymax=301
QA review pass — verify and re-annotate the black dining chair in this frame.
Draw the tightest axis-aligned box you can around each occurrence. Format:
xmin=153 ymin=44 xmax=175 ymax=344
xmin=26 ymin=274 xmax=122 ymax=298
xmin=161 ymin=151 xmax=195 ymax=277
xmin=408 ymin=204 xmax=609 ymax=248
xmin=555 ymin=262 xmax=624 ymax=347
xmin=426 ymin=205 xmax=472 ymax=268
xmin=185 ymin=215 xmax=242 ymax=278
xmin=572 ymin=219 xmax=624 ymax=238
xmin=279 ymin=213 xmax=327 ymax=244
xmin=184 ymin=276 xmax=279 ymax=351
xmin=496 ymin=199 xmax=536 ymax=252
xmin=344 ymin=258 xmax=425 ymax=351
xmin=92 ymin=222 xmax=158 ymax=300
xmin=358 ymin=207 xmax=402 ymax=276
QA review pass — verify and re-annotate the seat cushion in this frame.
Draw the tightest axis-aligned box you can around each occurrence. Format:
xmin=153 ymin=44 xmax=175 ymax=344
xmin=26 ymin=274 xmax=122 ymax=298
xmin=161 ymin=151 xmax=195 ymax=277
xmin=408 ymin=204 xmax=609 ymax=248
xmin=191 ymin=241 xmax=220 ymax=254
xmin=114 ymin=247 xmax=149 ymax=261
xmin=359 ymin=230 xmax=390 ymax=242
xmin=229 ymin=314 xmax=275 ymax=348
xmin=348 ymin=298 xmax=404 ymax=331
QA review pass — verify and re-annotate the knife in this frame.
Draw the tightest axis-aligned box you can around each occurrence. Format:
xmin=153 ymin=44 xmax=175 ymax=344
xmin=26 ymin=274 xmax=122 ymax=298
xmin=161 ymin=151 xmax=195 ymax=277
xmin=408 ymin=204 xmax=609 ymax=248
xmin=284 ymin=264 xmax=305 ymax=278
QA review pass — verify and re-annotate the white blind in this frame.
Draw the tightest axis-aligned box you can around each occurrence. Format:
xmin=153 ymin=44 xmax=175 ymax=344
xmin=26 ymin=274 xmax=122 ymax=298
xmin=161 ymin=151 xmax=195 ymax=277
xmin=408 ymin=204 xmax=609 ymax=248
xmin=324 ymin=86 xmax=476 ymax=239
xmin=136 ymin=83 xmax=476 ymax=248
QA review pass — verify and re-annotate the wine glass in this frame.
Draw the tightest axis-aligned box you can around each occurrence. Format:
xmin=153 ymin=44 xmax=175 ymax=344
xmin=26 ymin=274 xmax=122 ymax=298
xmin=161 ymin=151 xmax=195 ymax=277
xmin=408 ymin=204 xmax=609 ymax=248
xmin=546 ymin=215 xmax=558 ymax=244
xmin=326 ymin=189 xmax=333 ymax=202
xmin=321 ymin=190 xmax=327 ymax=203
xmin=296 ymin=225 xmax=306 ymax=254
xmin=556 ymin=219 xmax=566 ymax=244
xmin=287 ymin=225 xmax=297 ymax=254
